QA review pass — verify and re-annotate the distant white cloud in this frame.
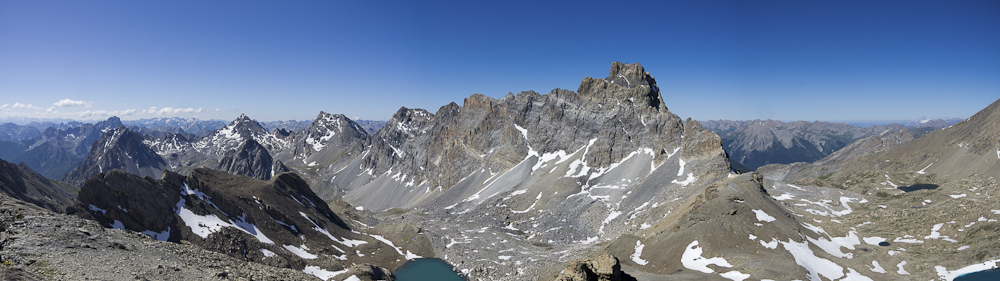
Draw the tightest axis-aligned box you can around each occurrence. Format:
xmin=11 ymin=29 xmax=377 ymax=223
xmin=79 ymin=109 xmax=137 ymax=118
xmin=10 ymin=102 xmax=41 ymax=110
xmin=53 ymin=99 xmax=92 ymax=108
xmin=214 ymin=108 xmax=223 ymax=112
xmin=0 ymin=104 xmax=8 ymax=109
xmin=142 ymin=106 xmax=205 ymax=115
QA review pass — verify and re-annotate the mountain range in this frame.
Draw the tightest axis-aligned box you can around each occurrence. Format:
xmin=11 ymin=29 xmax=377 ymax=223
xmin=0 ymin=62 xmax=997 ymax=281
xmin=702 ymin=119 xmax=957 ymax=172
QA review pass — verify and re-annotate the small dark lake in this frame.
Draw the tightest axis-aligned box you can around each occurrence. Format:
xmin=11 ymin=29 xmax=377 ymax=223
xmin=898 ymin=184 xmax=939 ymax=192
xmin=395 ymin=258 xmax=465 ymax=281
xmin=955 ymin=268 xmax=1000 ymax=281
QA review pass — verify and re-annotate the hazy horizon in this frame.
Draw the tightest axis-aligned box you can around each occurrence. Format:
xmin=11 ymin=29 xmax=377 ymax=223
xmin=2 ymin=1 xmax=997 ymax=123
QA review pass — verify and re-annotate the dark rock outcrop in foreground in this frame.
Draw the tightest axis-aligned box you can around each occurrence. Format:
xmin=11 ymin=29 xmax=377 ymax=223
xmin=554 ymin=254 xmax=636 ymax=281
xmin=75 ymin=168 xmax=432 ymax=279
xmin=0 ymin=158 xmax=72 ymax=213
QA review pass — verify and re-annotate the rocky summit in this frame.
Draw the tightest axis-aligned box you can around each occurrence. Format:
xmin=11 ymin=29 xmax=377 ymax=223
xmin=61 ymin=126 xmax=168 ymax=187
xmin=1 ymin=63 xmax=998 ymax=281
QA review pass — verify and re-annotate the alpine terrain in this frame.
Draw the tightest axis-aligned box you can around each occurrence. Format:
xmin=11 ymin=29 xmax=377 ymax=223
xmin=0 ymin=62 xmax=997 ymax=281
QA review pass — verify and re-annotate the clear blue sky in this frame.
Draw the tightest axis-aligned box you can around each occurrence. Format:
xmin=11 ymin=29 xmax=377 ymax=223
xmin=1 ymin=0 xmax=998 ymax=122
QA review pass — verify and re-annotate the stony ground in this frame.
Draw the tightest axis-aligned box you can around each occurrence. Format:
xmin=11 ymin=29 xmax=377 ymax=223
xmin=0 ymin=195 xmax=316 ymax=281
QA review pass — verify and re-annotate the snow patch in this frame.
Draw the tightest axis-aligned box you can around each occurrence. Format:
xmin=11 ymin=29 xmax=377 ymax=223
xmin=283 ymin=244 xmax=317 ymax=259
xmin=719 ymin=271 xmax=751 ymax=281
xmin=896 ymin=261 xmax=909 ymax=275
xmin=772 ymin=193 xmax=794 ymax=200
xmin=671 ymin=173 xmax=696 ymax=186
xmin=368 ymin=234 xmax=421 ymax=260
xmin=916 ymin=163 xmax=932 ymax=174
xmin=780 ymin=239 xmax=844 ymax=280
xmin=631 ymin=240 xmax=648 ymax=265
xmin=869 ymin=260 xmax=886 ymax=273
xmin=302 ymin=265 xmax=347 ymax=281
xmin=681 ymin=240 xmax=732 ymax=273
xmin=753 ymin=209 xmax=777 ymax=222
xmin=261 ymin=249 xmax=276 ymax=257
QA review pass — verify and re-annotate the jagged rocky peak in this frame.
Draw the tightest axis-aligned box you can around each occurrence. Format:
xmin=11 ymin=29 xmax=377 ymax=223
xmin=578 ymin=62 xmax=667 ymax=111
xmin=309 ymin=111 xmax=367 ymax=139
xmin=61 ymin=126 xmax=168 ymax=187
xmin=224 ymin=113 xmax=268 ymax=137
xmin=217 ymin=138 xmax=274 ymax=180
xmin=394 ymin=106 xmax=434 ymax=124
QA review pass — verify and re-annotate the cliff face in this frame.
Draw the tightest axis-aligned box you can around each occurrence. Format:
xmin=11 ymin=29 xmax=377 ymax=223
xmin=355 ymin=62 xmax=724 ymax=194
xmin=216 ymin=139 xmax=275 ymax=180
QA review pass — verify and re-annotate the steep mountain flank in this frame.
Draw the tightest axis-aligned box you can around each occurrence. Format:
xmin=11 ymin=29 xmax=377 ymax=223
xmin=62 ymin=127 xmax=168 ymax=187
xmin=701 ymin=119 xmax=958 ymax=171
xmin=216 ymin=139 xmax=276 ymax=180
xmin=0 ymin=158 xmax=72 ymax=212
xmin=76 ymin=168 xmax=431 ymax=279
xmin=754 ymin=98 xmax=1000 ymax=281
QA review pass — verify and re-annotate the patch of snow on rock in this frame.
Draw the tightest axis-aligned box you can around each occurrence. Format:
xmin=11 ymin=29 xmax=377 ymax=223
xmin=719 ymin=270 xmax=751 ymax=281
xmin=869 ymin=260 xmax=886 ymax=273
xmin=631 ymin=240 xmax=648 ymax=265
xmin=284 ymin=244 xmax=318 ymax=259
xmin=681 ymin=240 xmax=732 ymax=273
xmin=752 ymin=209 xmax=777 ymax=222
xmin=896 ymin=261 xmax=909 ymax=275
xmin=302 ymin=265 xmax=347 ymax=281
xmin=780 ymin=239 xmax=844 ymax=280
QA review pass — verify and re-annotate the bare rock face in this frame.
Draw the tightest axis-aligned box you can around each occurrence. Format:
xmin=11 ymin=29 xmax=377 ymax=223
xmin=216 ymin=139 xmax=274 ymax=180
xmin=356 ymin=62 xmax=696 ymax=191
xmin=554 ymin=254 xmax=634 ymax=281
xmin=61 ymin=126 xmax=168 ymax=187
xmin=579 ymin=61 xmax=666 ymax=112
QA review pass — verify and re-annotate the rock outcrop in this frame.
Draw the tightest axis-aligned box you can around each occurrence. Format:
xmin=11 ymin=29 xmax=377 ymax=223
xmin=554 ymin=254 xmax=635 ymax=281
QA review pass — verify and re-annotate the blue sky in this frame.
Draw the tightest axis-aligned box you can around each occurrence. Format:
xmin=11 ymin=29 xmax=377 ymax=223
xmin=1 ymin=0 xmax=998 ymax=123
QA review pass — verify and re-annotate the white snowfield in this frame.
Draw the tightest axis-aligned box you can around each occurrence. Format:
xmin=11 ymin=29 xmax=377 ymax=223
xmin=752 ymin=209 xmax=777 ymax=222
xmin=631 ymin=240 xmax=648 ymax=265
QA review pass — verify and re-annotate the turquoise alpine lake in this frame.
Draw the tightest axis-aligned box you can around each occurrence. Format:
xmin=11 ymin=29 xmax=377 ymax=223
xmin=954 ymin=268 xmax=1000 ymax=281
xmin=394 ymin=258 xmax=465 ymax=281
